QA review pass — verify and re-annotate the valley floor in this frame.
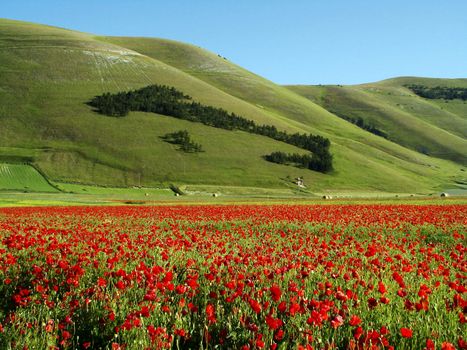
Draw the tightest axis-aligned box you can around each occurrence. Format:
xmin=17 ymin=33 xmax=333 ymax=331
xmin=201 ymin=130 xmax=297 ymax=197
xmin=0 ymin=189 xmax=466 ymax=207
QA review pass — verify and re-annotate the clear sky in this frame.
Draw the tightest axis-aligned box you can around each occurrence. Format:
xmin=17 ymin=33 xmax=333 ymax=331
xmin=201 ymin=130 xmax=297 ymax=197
xmin=1 ymin=0 xmax=466 ymax=85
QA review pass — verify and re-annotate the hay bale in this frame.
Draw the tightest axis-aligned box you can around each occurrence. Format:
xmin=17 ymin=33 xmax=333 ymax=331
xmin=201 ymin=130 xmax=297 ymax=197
xmin=440 ymin=192 xmax=449 ymax=198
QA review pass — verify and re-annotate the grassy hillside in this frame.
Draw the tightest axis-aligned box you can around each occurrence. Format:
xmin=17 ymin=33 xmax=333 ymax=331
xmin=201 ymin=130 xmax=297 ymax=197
xmin=98 ymin=36 xmax=466 ymax=191
xmin=0 ymin=19 xmax=465 ymax=194
xmin=0 ymin=163 xmax=58 ymax=192
xmin=287 ymin=78 xmax=467 ymax=164
xmin=0 ymin=19 xmax=311 ymax=188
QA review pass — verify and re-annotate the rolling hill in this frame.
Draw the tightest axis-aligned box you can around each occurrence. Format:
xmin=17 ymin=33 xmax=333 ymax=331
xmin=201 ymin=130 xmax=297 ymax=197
xmin=0 ymin=18 xmax=465 ymax=195
xmin=286 ymin=77 xmax=467 ymax=164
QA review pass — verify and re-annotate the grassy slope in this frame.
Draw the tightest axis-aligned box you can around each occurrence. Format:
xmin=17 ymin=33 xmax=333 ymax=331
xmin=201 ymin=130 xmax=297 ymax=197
xmin=287 ymin=77 xmax=467 ymax=164
xmin=0 ymin=163 xmax=58 ymax=192
xmin=0 ymin=18 xmax=464 ymax=194
xmin=0 ymin=19 xmax=313 ymax=189
xmin=99 ymin=36 xmax=465 ymax=192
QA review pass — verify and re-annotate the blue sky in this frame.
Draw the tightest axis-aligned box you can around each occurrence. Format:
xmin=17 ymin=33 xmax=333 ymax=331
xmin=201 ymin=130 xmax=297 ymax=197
xmin=2 ymin=0 xmax=466 ymax=84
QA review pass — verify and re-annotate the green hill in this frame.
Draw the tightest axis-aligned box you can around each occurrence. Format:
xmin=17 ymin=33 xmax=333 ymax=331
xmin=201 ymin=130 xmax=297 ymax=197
xmin=0 ymin=19 xmax=465 ymax=195
xmin=287 ymin=77 xmax=467 ymax=164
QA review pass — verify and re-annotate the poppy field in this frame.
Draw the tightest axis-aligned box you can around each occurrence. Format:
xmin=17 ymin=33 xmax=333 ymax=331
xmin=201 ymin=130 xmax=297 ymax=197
xmin=0 ymin=204 xmax=465 ymax=349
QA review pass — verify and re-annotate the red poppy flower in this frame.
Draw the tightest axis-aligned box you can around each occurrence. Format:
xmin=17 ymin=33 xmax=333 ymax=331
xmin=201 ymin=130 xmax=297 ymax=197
xmin=441 ymin=342 xmax=456 ymax=350
xmin=349 ymin=315 xmax=361 ymax=326
xmin=206 ymin=304 xmax=216 ymax=324
xmin=249 ymin=299 xmax=261 ymax=314
xmin=425 ymin=338 xmax=435 ymax=350
xmin=378 ymin=282 xmax=387 ymax=294
xmin=265 ymin=315 xmax=282 ymax=330
xmin=401 ymin=328 xmax=412 ymax=338
xmin=270 ymin=285 xmax=282 ymax=302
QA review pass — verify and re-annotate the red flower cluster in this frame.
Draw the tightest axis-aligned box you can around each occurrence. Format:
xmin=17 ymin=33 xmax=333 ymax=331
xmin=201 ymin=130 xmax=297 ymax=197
xmin=0 ymin=204 xmax=465 ymax=349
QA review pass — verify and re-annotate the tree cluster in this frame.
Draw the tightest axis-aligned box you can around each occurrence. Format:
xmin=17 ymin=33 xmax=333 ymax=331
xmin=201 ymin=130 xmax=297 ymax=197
xmin=329 ymin=110 xmax=388 ymax=139
xmin=353 ymin=117 xmax=388 ymax=138
xmin=265 ymin=151 xmax=332 ymax=173
xmin=405 ymin=84 xmax=467 ymax=100
xmin=162 ymin=130 xmax=203 ymax=153
xmin=89 ymin=84 xmax=333 ymax=173
xmin=88 ymin=85 xmax=191 ymax=117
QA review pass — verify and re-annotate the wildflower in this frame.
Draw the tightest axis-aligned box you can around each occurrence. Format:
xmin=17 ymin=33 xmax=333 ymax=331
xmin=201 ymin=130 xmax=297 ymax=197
xmin=401 ymin=328 xmax=412 ymax=338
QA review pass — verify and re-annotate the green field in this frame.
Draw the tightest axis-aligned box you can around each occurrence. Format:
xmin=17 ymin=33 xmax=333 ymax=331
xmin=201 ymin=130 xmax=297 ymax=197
xmin=0 ymin=190 xmax=465 ymax=208
xmin=0 ymin=18 xmax=466 ymax=197
xmin=0 ymin=163 xmax=58 ymax=192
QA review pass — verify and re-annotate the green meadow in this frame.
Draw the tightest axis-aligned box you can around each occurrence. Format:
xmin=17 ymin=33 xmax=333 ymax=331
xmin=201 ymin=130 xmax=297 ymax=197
xmin=0 ymin=163 xmax=57 ymax=192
